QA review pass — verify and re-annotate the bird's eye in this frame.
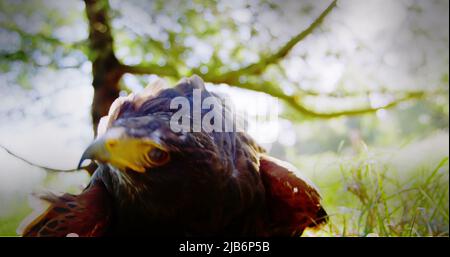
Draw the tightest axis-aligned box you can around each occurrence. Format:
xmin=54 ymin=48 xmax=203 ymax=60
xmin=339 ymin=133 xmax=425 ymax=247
xmin=147 ymin=148 xmax=169 ymax=164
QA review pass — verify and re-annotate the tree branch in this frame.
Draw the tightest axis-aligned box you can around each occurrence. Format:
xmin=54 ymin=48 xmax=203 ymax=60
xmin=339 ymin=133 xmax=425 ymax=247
xmin=119 ymin=63 xmax=179 ymax=77
xmin=282 ymin=92 xmax=426 ymax=118
xmin=84 ymin=0 xmax=123 ymax=133
xmin=112 ymin=0 xmax=336 ymax=82
xmin=84 ymin=0 xmax=116 ymax=60
xmin=234 ymin=79 xmax=430 ymax=118
xmin=0 ymin=144 xmax=86 ymax=173
xmin=204 ymin=0 xmax=337 ymax=84
xmin=295 ymin=88 xmax=446 ymax=98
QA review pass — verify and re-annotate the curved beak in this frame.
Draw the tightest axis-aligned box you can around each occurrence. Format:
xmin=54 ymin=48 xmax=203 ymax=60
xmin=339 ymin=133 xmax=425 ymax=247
xmin=78 ymin=127 xmax=125 ymax=170
xmin=77 ymin=137 xmax=109 ymax=170
xmin=77 ymin=127 xmax=169 ymax=173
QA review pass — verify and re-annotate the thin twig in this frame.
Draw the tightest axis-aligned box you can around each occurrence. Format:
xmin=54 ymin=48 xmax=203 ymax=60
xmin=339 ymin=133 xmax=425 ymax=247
xmin=0 ymin=144 xmax=84 ymax=173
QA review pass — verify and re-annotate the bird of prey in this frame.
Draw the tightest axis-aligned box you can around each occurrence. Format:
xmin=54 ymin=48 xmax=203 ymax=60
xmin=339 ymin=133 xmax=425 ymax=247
xmin=19 ymin=75 xmax=327 ymax=237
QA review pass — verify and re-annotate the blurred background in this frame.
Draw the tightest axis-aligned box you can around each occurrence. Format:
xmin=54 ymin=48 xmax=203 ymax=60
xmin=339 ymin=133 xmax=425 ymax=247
xmin=0 ymin=0 xmax=448 ymax=236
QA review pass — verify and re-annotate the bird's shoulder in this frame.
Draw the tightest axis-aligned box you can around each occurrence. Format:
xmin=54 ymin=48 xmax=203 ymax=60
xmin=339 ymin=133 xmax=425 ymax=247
xmin=19 ymin=180 xmax=112 ymax=237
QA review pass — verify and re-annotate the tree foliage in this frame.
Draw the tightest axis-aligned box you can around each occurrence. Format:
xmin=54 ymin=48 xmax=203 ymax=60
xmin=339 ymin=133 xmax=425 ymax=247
xmin=0 ymin=0 xmax=448 ymax=132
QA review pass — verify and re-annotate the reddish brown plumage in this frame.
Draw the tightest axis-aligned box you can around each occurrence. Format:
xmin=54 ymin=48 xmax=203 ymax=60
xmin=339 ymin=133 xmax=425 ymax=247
xmin=259 ymin=155 xmax=327 ymax=236
xmin=22 ymin=180 xmax=112 ymax=237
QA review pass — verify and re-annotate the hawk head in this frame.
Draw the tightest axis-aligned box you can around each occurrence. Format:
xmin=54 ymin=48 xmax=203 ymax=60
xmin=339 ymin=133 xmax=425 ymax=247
xmin=78 ymin=76 xmax=238 ymax=222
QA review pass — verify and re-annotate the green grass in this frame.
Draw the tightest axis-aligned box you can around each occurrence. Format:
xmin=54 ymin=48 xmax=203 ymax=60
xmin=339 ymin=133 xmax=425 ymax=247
xmin=316 ymin=157 xmax=448 ymax=237
xmin=300 ymin=141 xmax=449 ymax=237
xmin=0 ymin=205 xmax=31 ymax=237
